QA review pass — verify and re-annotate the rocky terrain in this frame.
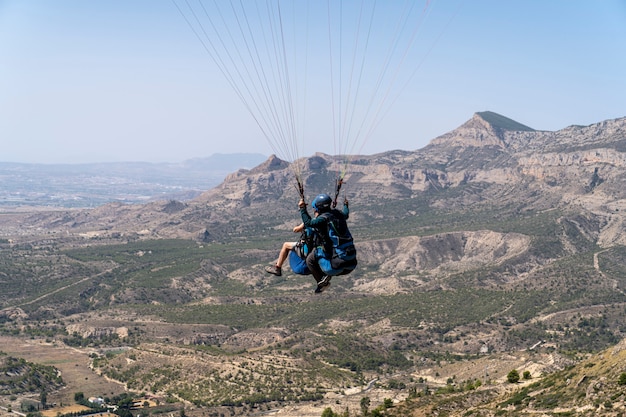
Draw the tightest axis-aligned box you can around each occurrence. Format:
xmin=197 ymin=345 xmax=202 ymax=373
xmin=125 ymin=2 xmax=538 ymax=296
xmin=1 ymin=110 xmax=626 ymax=416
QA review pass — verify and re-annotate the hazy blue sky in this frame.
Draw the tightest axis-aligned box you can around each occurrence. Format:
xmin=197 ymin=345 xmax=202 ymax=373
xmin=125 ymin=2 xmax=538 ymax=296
xmin=1 ymin=1 xmax=625 ymax=164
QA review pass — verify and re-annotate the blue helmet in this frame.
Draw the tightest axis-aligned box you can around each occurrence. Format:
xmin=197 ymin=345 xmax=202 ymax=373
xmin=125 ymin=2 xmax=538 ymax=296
xmin=312 ymin=193 xmax=332 ymax=212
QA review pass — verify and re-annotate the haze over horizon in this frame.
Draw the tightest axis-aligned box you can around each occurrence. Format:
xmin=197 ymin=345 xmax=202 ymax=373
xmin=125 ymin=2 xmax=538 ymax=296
xmin=1 ymin=0 xmax=625 ymax=164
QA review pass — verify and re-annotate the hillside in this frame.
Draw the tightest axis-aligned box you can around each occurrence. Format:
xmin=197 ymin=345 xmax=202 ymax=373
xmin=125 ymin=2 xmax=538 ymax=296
xmin=386 ymin=338 xmax=626 ymax=416
xmin=1 ymin=111 xmax=626 ymax=416
xmin=0 ymin=353 xmax=64 ymax=396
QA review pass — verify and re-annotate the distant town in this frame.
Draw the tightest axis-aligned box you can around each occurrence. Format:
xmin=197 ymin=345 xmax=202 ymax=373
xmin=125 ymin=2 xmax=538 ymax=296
xmin=0 ymin=154 xmax=266 ymax=208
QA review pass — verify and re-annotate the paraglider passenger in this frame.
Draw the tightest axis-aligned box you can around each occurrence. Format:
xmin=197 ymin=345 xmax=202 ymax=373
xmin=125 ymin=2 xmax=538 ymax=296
xmin=264 ymin=223 xmax=306 ymax=276
xmin=265 ymin=211 xmax=320 ymax=277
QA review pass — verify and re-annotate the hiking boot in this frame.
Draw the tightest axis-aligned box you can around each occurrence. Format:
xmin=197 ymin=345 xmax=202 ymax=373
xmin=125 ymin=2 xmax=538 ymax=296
xmin=264 ymin=265 xmax=282 ymax=276
xmin=315 ymin=276 xmax=331 ymax=293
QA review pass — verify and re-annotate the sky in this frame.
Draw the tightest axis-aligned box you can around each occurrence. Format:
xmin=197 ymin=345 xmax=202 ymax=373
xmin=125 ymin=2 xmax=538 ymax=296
xmin=1 ymin=0 xmax=625 ymax=164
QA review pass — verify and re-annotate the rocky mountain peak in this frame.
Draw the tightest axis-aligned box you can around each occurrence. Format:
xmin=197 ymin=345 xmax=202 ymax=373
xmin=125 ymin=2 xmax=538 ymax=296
xmin=429 ymin=111 xmax=535 ymax=149
xmin=475 ymin=111 xmax=535 ymax=132
xmin=249 ymin=154 xmax=289 ymax=174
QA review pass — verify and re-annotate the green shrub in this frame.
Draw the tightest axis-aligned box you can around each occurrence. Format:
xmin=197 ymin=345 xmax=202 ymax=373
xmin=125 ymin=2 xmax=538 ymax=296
xmin=507 ymin=369 xmax=520 ymax=383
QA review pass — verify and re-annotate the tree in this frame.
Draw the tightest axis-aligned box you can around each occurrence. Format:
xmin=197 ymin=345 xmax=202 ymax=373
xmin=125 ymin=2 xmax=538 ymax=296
xmin=117 ymin=408 xmax=133 ymax=417
xmin=321 ymin=408 xmax=336 ymax=417
xmin=40 ymin=391 xmax=47 ymax=409
xmin=618 ymin=372 xmax=626 ymax=385
xmin=360 ymin=397 xmax=370 ymax=416
xmin=74 ymin=392 xmax=84 ymax=402
xmin=507 ymin=369 xmax=520 ymax=383
xmin=523 ymin=370 xmax=531 ymax=380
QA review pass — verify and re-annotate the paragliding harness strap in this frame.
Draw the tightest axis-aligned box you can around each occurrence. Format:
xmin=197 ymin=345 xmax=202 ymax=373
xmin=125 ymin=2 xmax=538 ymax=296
xmin=319 ymin=211 xmax=357 ymax=272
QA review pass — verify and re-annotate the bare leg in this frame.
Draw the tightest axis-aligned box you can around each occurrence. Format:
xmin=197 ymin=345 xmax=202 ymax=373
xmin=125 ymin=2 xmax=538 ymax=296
xmin=276 ymin=242 xmax=295 ymax=268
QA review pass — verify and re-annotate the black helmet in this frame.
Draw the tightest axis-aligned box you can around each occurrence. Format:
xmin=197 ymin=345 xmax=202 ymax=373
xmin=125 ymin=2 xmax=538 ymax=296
xmin=312 ymin=193 xmax=332 ymax=212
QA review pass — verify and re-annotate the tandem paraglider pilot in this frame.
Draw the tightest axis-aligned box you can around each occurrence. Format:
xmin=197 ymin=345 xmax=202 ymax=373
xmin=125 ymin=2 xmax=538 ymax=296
xmin=299 ymin=193 xmax=357 ymax=293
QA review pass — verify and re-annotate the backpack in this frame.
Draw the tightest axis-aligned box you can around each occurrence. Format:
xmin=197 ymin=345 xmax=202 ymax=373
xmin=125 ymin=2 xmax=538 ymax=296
xmin=319 ymin=210 xmax=357 ymax=273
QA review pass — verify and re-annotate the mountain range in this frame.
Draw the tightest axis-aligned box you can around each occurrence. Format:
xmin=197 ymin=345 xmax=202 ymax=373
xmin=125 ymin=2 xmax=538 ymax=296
xmin=9 ymin=111 xmax=626 ymax=246
xmin=1 ymin=110 xmax=626 ymax=416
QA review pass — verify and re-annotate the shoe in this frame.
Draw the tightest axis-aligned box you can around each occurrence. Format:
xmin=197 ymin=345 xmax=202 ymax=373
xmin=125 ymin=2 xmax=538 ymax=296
xmin=265 ymin=265 xmax=282 ymax=276
xmin=315 ymin=276 xmax=332 ymax=293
